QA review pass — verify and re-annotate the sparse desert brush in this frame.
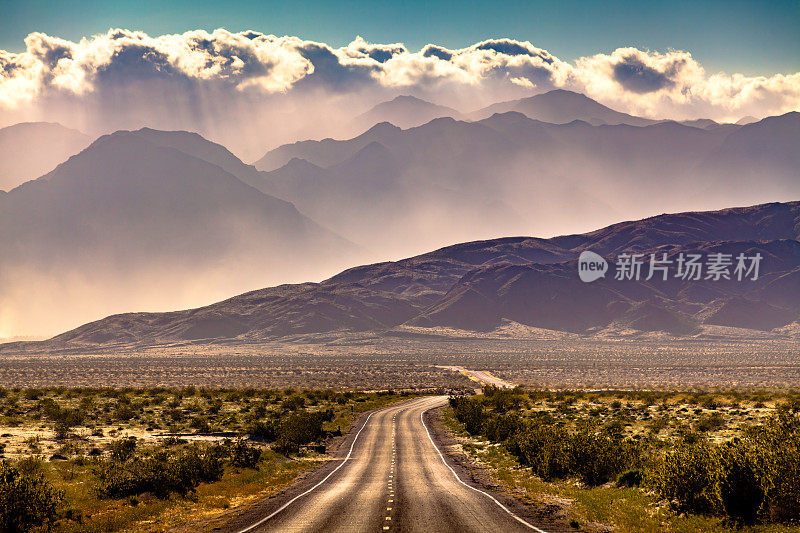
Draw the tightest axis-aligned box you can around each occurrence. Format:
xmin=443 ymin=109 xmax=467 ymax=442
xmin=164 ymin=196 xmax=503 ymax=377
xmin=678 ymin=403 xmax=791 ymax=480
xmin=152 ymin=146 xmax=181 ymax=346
xmin=449 ymin=386 xmax=800 ymax=527
xmin=0 ymin=459 xmax=63 ymax=533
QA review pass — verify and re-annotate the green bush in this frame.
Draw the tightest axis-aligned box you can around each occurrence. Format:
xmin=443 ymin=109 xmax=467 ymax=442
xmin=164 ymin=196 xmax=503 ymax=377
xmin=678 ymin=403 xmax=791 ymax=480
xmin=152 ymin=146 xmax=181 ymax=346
xmin=108 ymin=437 xmax=137 ymax=462
xmin=275 ymin=411 xmax=325 ymax=455
xmin=229 ymin=438 xmax=262 ymax=469
xmin=189 ymin=416 xmax=211 ymax=433
xmin=749 ymin=411 xmax=800 ymax=521
xmin=281 ymin=394 xmax=306 ymax=411
xmin=511 ymin=424 xmax=571 ymax=481
xmin=97 ymin=445 xmax=223 ymax=499
xmin=483 ymin=413 xmax=523 ymax=442
xmin=449 ymin=396 xmax=485 ymax=435
xmin=653 ymin=442 xmax=721 ymax=515
xmin=617 ymin=469 xmax=643 ymax=487
xmin=0 ymin=460 xmax=63 ymax=532
xmin=248 ymin=419 xmax=279 ymax=441
xmin=717 ymin=439 xmax=765 ymax=524
xmin=570 ymin=431 xmax=631 ymax=486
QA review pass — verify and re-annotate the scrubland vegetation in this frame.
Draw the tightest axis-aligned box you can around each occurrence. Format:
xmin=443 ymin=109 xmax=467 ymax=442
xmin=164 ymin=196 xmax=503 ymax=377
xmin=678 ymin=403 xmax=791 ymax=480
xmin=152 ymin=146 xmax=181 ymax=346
xmin=448 ymin=387 xmax=800 ymax=531
xmin=0 ymin=386 xmax=416 ymax=532
xmin=4 ymin=337 xmax=799 ymax=390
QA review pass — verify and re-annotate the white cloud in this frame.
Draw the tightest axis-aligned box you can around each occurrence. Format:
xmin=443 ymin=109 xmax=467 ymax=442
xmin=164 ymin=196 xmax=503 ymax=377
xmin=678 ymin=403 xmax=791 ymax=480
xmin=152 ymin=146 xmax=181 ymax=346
xmin=1 ymin=29 xmax=798 ymax=141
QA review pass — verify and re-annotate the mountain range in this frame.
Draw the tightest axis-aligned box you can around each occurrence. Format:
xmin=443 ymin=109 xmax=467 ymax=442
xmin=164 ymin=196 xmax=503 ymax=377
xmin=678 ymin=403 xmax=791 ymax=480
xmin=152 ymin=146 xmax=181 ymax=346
xmin=9 ymin=200 xmax=798 ymax=350
xmin=1 ymin=89 xmax=798 ymax=339
xmin=251 ymin=96 xmax=799 ymax=257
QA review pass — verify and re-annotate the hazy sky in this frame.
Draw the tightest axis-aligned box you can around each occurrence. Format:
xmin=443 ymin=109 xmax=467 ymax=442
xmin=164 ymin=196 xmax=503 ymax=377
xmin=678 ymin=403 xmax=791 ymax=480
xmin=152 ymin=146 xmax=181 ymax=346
xmin=2 ymin=0 xmax=798 ymax=76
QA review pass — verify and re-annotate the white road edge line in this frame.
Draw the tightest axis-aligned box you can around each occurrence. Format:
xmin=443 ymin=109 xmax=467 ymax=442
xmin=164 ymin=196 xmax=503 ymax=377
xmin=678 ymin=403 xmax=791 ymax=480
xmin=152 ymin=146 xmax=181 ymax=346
xmin=234 ymin=410 xmax=377 ymax=533
xmin=420 ymin=398 xmax=550 ymax=533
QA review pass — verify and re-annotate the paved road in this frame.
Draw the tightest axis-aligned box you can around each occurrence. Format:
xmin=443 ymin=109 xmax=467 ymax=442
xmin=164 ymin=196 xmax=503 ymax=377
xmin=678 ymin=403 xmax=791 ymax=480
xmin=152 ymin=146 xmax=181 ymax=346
xmin=438 ymin=366 xmax=516 ymax=389
xmin=229 ymin=396 xmax=548 ymax=533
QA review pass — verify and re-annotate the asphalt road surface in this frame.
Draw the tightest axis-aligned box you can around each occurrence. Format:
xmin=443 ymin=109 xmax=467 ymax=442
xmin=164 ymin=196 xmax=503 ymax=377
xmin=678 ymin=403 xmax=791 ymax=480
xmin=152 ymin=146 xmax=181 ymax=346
xmin=228 ymin=396 xmax=550 ymax=533
xmin=437 ymin=366 xmax=516 ymax=389
xmin=460 ymin=369 xmax=515 ymax=389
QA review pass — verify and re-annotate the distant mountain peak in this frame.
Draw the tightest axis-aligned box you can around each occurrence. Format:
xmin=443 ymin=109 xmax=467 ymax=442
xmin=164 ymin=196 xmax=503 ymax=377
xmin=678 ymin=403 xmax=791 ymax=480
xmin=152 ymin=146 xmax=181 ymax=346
xmin=736 ymin=115 xmax=760 ymax=125
xmin=333 ymin=140 xmax=396 ymax=171
xmin=470 ymin=89 xmax=657 ymax=126
xmin=285 ymin=156 xmax=322 ymax=170
xmin=0 ymin=121 xmax=91 ymax=191
xmin=535 ymin=88 xmax=593 ymax=100
xmin=362 ymin=121 xmax=403 ymax=134
xmin=390 ymin=94 xmax=430 ymax=103
xmin=351 ymin=95 xmax=463 ymax=132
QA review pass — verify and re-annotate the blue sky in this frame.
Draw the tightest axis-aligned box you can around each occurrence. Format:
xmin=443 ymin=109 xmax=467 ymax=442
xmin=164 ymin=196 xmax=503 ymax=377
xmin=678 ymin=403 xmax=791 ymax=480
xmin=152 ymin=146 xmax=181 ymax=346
xmin=1 ymin=0 xmax=798 ymax=76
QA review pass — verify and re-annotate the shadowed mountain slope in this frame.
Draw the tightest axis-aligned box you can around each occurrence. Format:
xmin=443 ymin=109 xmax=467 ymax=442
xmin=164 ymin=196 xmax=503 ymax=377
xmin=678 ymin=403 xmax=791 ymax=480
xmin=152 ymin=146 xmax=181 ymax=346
xmin=17 ymin=201 xmax=799 ymax=349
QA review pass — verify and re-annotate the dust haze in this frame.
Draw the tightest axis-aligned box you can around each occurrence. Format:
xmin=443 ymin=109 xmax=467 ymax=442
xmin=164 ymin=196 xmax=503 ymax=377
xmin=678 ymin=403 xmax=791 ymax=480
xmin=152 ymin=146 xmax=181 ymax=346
xmin=1 ymin=31 xmax=799 ymax=339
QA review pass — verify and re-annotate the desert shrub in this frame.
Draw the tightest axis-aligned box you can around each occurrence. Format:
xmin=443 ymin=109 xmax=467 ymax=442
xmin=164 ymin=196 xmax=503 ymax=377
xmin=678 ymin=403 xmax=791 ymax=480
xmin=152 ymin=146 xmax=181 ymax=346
xmin=483 ymin=386 xmax=525 ymax=412
xmin=108 ymin=437 xmax=137 ymax=462
xmin=247 ymin=419 xmax=279 ymax=441
xmin=648 ymin=416 xmax=669 ymax=434
xmin=229 ymin=438 xmax=262 ymax=469
xmin=23 ymin=390 xmax=42 ymax=401
xmin=748 ymin=411 xmax=800 ymax=521
xmin=114 ymin=403 xmax=137 ymax=422
xmin=162 ymin=436 xmax=186 ymax=447
xmin=570 ymin=431 xmax=633 ymax=486
xmin=189 ymin=416 xmax=211 ymax=433
xmin=483 ymin=413 xmax=523 ymax=442
xmin=617 ymin=469 xmax=643 ymax=487
xmin=207 ymin=399 xmax=223 ymax=415
xmin=717 ymin=439 xmax=765 ymax=524
xmin=165 ymin=407 xmax=184 ymax=422
xmin=652 ymin=442 xmax=721 ymax=515
xmin=510 ymin=424 xmax=571 ymax=481
xmin=17 ymin=456 xmax=43 ymax=476
xmin=449 ymin=396 xmax=485 ymax=435
xmin=275 ymin=411 xmax=325 ymax=454
xmin=281 ymin=394 xmax=306 ymax=411
xmin=695 ymin=412 xmax=725 ymax=432
xmin=97 ymin=445 xmax=223 ymax=499
xmin=36 ymin=398 xmax=61 ymax=419
xmin=602 ymin=420 xmax=625 ymax=440
xmin=0 ymin=460 xmax=63 ymax=532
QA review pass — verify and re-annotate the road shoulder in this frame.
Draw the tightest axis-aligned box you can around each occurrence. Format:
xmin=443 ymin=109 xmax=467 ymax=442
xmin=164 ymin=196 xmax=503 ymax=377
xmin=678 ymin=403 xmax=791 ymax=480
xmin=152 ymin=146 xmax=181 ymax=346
xmin=424 ymin=406 xmax=575 ymax=533
xmin=195 ymin=408 xmax=374 ymax=533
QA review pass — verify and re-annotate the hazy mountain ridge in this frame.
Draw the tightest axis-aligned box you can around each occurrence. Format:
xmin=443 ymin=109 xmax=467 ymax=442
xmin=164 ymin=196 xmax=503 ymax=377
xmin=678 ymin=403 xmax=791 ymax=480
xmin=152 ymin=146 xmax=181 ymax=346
xmin=11 ymin=201 xmax=799 ymax=349
xmin=2 ymin=91 xmax=798 ymax=340
xmin=469 ymin=89 xmax=660 ymax=126
xmin=251 ymin=101 xmax=798 ymax=257
xmin=0 ymin=129 xmax=362 ymax=338
xmin=351 ymin=95 xmax=464 ymax=131
xmin=0 ymin=122 xmax=91 ymax=191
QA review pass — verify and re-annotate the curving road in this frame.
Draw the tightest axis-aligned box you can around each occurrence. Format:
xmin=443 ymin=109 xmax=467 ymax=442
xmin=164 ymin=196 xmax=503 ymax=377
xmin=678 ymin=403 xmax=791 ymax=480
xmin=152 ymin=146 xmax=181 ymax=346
xmin=225 ymin=396 xmax=550 ymax=533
